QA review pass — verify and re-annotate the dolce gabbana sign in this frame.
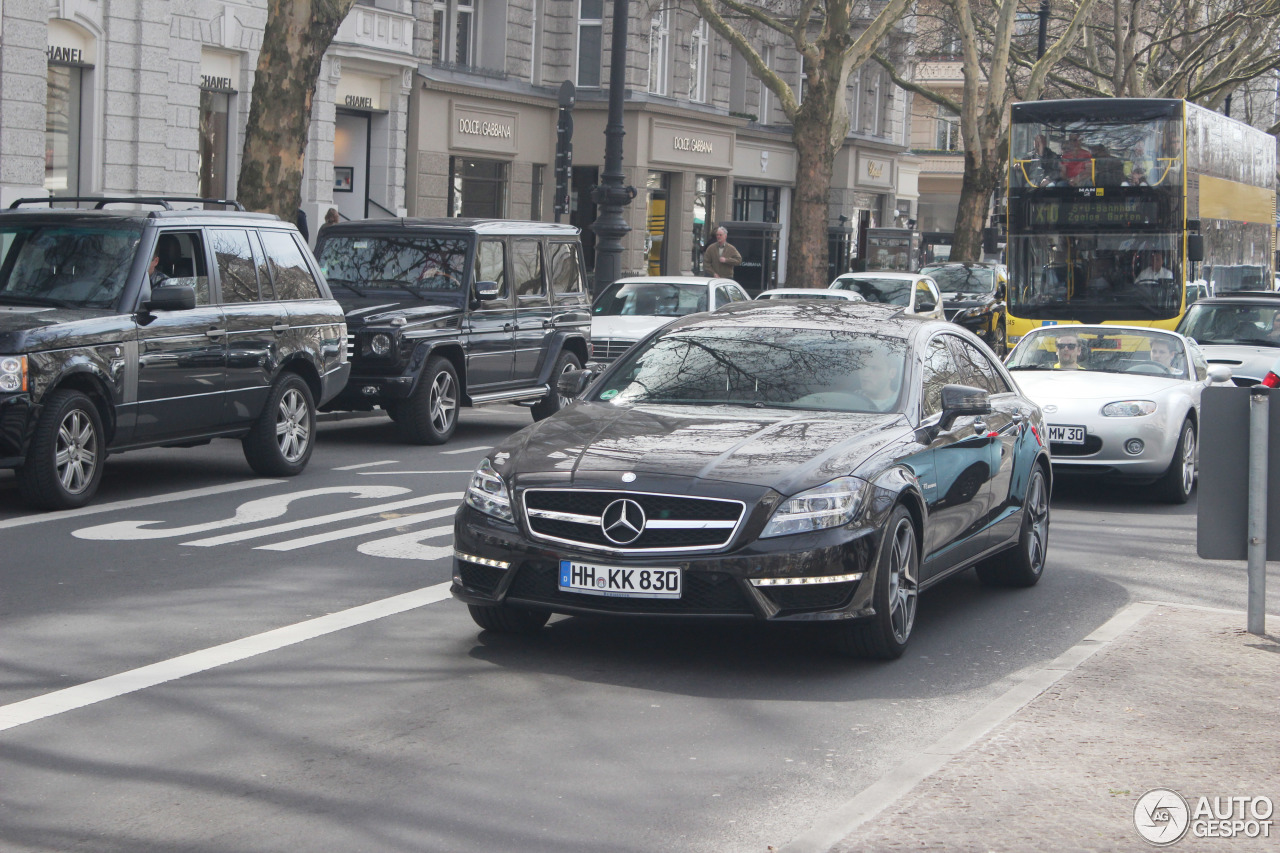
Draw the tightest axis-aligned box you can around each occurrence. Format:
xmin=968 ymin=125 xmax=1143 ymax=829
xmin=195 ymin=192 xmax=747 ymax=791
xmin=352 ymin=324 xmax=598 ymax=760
xmin=650 ymin=119 xmax=733 ymax=171
xmin=450 ymin=103 xmax=519 ymax=154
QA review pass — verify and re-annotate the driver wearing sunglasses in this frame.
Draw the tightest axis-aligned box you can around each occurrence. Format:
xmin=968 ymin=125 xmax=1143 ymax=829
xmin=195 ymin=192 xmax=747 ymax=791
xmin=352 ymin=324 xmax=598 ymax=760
xmin=1053 ymin=333 xmax=1084 ymax=369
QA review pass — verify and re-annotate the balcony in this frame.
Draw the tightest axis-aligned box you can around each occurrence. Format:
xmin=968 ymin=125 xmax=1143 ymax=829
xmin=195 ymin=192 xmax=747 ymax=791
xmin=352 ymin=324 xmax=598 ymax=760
xmin=912 ymin=150 xmax=966 ymax=175
xmin=335 ymin=4 xmax=414 ymax=57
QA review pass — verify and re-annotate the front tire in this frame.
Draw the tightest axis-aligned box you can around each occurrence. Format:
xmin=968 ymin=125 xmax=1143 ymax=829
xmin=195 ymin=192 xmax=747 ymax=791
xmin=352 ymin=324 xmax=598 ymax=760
xmin=243 ymin=373 xmax=316 ymax=477
xmin=398 ymin=356 xmax=460 ymax=445
xmin=468 ymin=603 xmax=551 ymax=634
xmin=830 ymin=505 xmax=918 ymax=660
xmin=18 ymin=389 xmax=106 ymax=510
xmin=531 ymin=350 xmax=582 ymax=421
xmin=1153 ymin=419 xmax=1196 ymax=504
xmin=991 ymin=317 xmax=1007 ymax=357
xmin=976 ymin=465 xmax=1050 ymax=588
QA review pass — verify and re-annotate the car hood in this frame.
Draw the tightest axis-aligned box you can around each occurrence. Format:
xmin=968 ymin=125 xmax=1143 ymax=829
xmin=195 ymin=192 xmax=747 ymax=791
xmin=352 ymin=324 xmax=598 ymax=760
xmin=942 ymin=292 xmax=993 ymax=305
xmin=1194 ymin=343 xmax=1280 ymax=379
xmin=1011 ymin=370 xmax=1186 ymax=401
xmin=340 ymin=299 xmax=460 ymax=329
xmin=493 ymin=401 xmax=911 ymax=496
xmin=0 ymin=304 xmax=124 ymax=351
xmin=590 ymin=314 xmax=678 ymax=341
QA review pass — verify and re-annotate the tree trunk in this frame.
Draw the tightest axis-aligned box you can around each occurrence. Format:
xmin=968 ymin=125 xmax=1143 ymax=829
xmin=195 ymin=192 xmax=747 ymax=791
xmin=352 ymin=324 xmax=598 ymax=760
xmin=951 ymin=150 xmax=1000 ymax=263
xmin=787 ymin=114 xmax=838 ymax=288
xmin=237 ymin=0 xmax=356 ymax=220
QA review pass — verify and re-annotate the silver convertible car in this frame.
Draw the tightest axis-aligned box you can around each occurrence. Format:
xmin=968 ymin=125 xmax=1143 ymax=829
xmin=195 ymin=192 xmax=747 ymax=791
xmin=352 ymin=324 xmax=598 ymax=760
xmin=1005 ymin=325 xmax=1230 ymax=503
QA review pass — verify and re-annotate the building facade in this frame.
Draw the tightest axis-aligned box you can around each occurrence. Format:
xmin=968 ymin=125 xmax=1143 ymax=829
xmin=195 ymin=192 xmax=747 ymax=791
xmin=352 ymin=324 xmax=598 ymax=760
xmin=1 ymin=0 xmax=915 ymax=283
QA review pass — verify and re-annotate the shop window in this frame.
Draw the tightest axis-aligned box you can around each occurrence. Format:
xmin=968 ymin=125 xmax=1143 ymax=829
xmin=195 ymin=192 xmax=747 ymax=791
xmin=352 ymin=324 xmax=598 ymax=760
xmin=693 ymin=176 xmax=720 ymax=273
xmin=577 ymin=0 xmax=603 ymax=88
xmin=689 ymin=19 xmax=709 ymax=103
xmin=649 ymin=10 xmax=670 ymax=96
xmin=531 ymin=164 xmax=545 ymax=220
xmin=449 ymin=157 xmax=508 ymax=218
xmin=45 ymin=64 xmax=83 ymax=196
xmin=210 ymin=229 xmax=262 ymax=303
xmin=733 ymin=184 xmax=780 ymax=223
xmin=199 ymin=90 xmax=232 ymax=200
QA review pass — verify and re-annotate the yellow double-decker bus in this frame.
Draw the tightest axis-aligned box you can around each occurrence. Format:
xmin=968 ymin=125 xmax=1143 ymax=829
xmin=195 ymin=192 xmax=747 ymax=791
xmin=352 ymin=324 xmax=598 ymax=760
xmin=1005 ymin=98 xmax=1276 ymax=344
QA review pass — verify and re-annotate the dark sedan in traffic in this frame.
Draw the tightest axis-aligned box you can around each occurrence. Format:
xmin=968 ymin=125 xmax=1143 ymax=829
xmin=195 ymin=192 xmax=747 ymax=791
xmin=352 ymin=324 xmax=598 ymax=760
xmin=452 ymin=302 xmax=1051 ymax=659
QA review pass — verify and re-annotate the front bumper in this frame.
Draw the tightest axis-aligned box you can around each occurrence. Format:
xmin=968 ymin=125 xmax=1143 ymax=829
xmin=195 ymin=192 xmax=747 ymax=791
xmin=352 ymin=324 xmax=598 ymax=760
xmin=325 ymin=366 xmax=416 ymax=410
xmin=0 ymin=392 xmax=37 ymax=467
xmin=1047 ymin=409 xmax=1183 ymax=478
xmin=451 ymin=504 xmax=882 ymax=622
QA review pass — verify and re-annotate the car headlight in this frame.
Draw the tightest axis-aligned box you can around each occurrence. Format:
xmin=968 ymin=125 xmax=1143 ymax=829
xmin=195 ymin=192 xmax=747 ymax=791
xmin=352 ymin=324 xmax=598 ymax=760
xmin=959 ymin=306 xmax=986 ymax=319
xmin=466 ymin=458 xmax=514 ymax=522
xmin=1101 ymin=400 xmax=1157 ymax=417
xmin=370 ymin=333 xmax=393 ymax=356
xmin=0 ymin=355 xmax=26 ymax=393
xmin=760 ymin=477 xmax=865 ymax=538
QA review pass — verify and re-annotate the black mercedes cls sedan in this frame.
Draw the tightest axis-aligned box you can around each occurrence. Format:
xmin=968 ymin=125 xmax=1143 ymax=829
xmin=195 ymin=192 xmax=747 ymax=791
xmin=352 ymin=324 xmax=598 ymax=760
xmin=452 ymin=301 xmax=1051 ymax=659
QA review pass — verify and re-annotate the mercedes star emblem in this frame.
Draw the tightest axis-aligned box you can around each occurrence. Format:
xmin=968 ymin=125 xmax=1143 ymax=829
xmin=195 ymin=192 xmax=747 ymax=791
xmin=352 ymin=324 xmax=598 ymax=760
xmin=621 ymin=472 xmax=637 ymax=483
xmin=601 ymin=498 xmax=646 ymax=544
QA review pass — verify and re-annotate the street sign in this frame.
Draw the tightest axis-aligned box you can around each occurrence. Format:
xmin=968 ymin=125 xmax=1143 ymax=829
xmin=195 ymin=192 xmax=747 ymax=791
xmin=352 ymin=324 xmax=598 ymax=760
xmin=1197 ymin=386 xmax=1280 ymax=560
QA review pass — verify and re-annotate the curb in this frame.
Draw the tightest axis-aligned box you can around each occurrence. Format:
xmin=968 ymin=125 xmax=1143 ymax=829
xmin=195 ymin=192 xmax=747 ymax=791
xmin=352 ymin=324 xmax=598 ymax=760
xmin=780 ymin=600 xmax=1159 ymax=853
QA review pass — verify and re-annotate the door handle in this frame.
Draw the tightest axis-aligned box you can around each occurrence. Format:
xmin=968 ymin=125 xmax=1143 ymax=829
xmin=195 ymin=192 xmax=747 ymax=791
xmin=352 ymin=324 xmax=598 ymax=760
xmin=271 ymin=322 xmax=290 ymax=333
xmin=542 ymin=319 xmax=555 ymax=329
xmin=206 ymin=328 xmax=226 ymax=339
xmin=503 ymin=323 xmax=515 ymax=332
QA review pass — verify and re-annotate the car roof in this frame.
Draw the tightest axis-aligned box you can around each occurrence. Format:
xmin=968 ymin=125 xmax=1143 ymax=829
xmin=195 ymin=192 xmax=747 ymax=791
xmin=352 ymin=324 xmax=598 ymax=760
xmin=1020 ymin=324 xmax=1191 ymax=342
xmin=320 ymin=218 xmax=580 ymax=236
xmin=666 ymin=300 xmax=940 ymax=335
xmin=609 ymin=276 xmax=738 ymax=286
xmin=1192 ymin=292 xmax=1280 ymax=304
xmin=0 ymin=208 xmax=282 ymax=226
xmin=833 ymin=272 xmax=929 ymax=281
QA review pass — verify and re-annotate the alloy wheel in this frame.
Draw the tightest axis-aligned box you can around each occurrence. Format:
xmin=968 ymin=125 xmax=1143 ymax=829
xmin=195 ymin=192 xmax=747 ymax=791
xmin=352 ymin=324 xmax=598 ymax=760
xmin=430 ymin=371 xmax=457 ymax=433
xmin=886 ymin=518 xmax=918 ymax=644
xmin=275 ymin=388 xmax=311 ymax=463
xmin=1180 ymin=426 xmax=1196 ymax=496
xmin=556 ymin=360 xmax=577 ymax=408
xmin=55 ymin=409 xmax=98 ymax=495
xmin=1025 ymin=471 xmax=1049 ymax=573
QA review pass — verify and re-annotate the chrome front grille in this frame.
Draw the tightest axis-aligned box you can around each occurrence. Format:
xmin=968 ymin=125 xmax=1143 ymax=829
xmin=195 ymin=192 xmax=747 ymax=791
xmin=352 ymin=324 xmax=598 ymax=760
xmin=591 ymin=339 xmax=638 ymax=364
xmin=346 ymin=332 xmax=356 ymax=359
xmin=522 ymin=489 xmax=745 ymax=553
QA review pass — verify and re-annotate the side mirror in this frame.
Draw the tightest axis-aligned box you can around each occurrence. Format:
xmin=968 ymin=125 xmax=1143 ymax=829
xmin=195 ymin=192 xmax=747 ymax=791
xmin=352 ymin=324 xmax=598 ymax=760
xmin=938 ymin=384 xmax=992 ymax=431
xmin=996 ymin=282 xmax=1007 ymax=300
xmin=1187 ymin=234 xmax=1205 ymax=263
xmin=146 ymin=284 xmax=196 ymax=312
xmin=1207 ymin=365 xmax=1233 ymax=384
xmin=557 ymin=367 xmax=596 ymax=400
xmin=475 ymin=281 xmax=502 ymax=301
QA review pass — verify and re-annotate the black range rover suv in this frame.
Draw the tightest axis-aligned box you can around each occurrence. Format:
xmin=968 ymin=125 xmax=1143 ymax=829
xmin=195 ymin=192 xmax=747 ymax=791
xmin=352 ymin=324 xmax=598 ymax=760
xmin=314 ymin=219 xmax=591 ymax=443
xmin=0 ymin=197 xmax=349 ymax=509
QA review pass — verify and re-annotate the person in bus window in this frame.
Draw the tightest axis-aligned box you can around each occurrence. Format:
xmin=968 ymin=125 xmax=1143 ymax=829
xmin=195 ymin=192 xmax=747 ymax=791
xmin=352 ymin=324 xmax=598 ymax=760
xmin=1136 ymin=251 xmax=1173 ymax=284
xmin=1092 ymin=144 xmax=1125 ymax=185
xmin=1028 ymin=134 xmax=1062 ymax=186
xmin=1123 ymin=166 xmax=1150 ymax=186
xmin=1062 ymin=133 xmax=1093 ymax=185
xmin=1125 ymin=140 xmax=1152 ymax=178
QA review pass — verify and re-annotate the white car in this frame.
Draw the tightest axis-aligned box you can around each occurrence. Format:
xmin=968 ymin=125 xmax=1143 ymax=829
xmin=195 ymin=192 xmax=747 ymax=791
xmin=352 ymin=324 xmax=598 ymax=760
xmin=829 ymin=272 xmax=944 ymax=319
xmin=755 ymin=288 xmax=866 ymax=301
xmin=1005 ymin=325 xmax=1230 ymax=503
xmin=590 ymin=276 xmax=750 ymax=364
xmin=1175 ymin=293 xmax=1280 ymax=385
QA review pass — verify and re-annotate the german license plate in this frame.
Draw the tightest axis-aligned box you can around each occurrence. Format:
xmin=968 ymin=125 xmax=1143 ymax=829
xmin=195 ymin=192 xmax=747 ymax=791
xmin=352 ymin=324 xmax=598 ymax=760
xmin=1048 ymin=424 xmax=1086 ymax=444
xmin=558 ymin=560 xmax=682 ymax=599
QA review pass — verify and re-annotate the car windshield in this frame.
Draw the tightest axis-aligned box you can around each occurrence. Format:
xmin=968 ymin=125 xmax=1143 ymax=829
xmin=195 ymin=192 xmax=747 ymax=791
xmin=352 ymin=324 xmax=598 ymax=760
xmin=593 ymin=325 xmax=909 ymax=413
xmin=831 ymin=277 xmax=911 ymax=306
xmin=1178 ymin=302 xmax=1280 ymax=347
xmin=1006 ymin=327 xmax=1190 ymax=378
xmin=593 ymin=281 xmax=708 ymax=317
xmin=923 ymin=266 xmax=995 ymax=294
xmin=315 ymin=234 xmax=469 ymax=301
xmin=0 ymin=223 xmax=143 ymax=309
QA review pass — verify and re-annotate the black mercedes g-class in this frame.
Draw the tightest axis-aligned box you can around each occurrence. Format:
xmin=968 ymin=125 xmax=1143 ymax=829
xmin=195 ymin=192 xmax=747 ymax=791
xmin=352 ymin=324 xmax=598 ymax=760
xmin=314 ymin=219 xmax=591 ymax=444
xmin=0 ymin=197 xmax=349 ymax=509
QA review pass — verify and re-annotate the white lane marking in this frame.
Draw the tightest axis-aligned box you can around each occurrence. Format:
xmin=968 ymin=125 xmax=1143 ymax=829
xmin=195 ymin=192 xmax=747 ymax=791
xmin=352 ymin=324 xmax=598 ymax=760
xmin=73 ymin=486 xmax=409 ymax=541
xmin=359 ymin=470 xmax=476 ymax=475
xmin=0 ymin=583 xmax=454 ymax=734
xmin=333 ymin=460 xmax=399 ymax=471
xmin=0 ymin=480 xmax=283 ymax=531
xmin=440 ymin=445 xmax=493 ymax=455
xmin=184 ymin=491 xmax=464 ymax=547
xmin=257 ymin=507 xmax=456 ymax=551
xmin=357 ymin=525 xmax=453 ymax=561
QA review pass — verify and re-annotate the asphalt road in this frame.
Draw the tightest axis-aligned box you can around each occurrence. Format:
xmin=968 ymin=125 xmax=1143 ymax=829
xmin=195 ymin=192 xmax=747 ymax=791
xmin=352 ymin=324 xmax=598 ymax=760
xmin=0 ymin=407 xmax=1274 ymax=853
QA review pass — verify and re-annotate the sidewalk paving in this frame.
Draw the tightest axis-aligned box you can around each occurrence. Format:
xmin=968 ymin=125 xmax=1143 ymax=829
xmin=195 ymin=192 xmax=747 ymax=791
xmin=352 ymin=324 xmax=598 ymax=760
xmin=827 ymin=604 xmax=1280 ymax=852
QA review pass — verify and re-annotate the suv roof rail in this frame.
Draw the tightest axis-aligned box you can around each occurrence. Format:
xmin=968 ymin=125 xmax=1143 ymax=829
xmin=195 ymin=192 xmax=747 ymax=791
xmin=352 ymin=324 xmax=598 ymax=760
xmin=7 ymin=196 xmax=246 ymax=211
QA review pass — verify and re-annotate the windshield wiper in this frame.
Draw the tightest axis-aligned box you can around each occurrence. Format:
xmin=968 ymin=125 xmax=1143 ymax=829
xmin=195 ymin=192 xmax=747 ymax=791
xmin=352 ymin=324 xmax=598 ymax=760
xmin=322 ymin=277 xmax=367 ymax=298
xmin=372 ymin=279 xmax=425 ymax=299
xmin=1007 ymin=364 xmax=1055 ymax=370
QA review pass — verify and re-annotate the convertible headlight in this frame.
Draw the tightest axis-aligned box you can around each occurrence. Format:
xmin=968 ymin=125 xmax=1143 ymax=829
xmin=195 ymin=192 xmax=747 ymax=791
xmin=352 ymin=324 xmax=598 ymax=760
xmin=0 ymin=355 xmax=26 ymax=392
xmin=370 ymin=333 xmax=393 ymax=356
xmin=761 ymin=477 xmax=865 ymax=538
xmin=465 ymin=458 xmax=514 ymax=522
xmin=1101 ymin=400 xmax=1157 ymax=417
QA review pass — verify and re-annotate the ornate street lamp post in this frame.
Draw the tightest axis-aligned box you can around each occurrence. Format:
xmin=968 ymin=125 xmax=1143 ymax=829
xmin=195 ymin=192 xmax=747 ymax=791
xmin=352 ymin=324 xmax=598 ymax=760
xmin=590 ymin=0 xmax=637 ymax=295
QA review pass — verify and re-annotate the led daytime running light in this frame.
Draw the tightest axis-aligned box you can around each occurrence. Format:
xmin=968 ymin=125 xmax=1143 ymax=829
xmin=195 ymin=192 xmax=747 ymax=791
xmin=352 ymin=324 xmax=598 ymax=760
xmin=455 ymin=551 xmax=511 ymax=570
xmin=751 ymin=572 xmax=864 ymax=587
